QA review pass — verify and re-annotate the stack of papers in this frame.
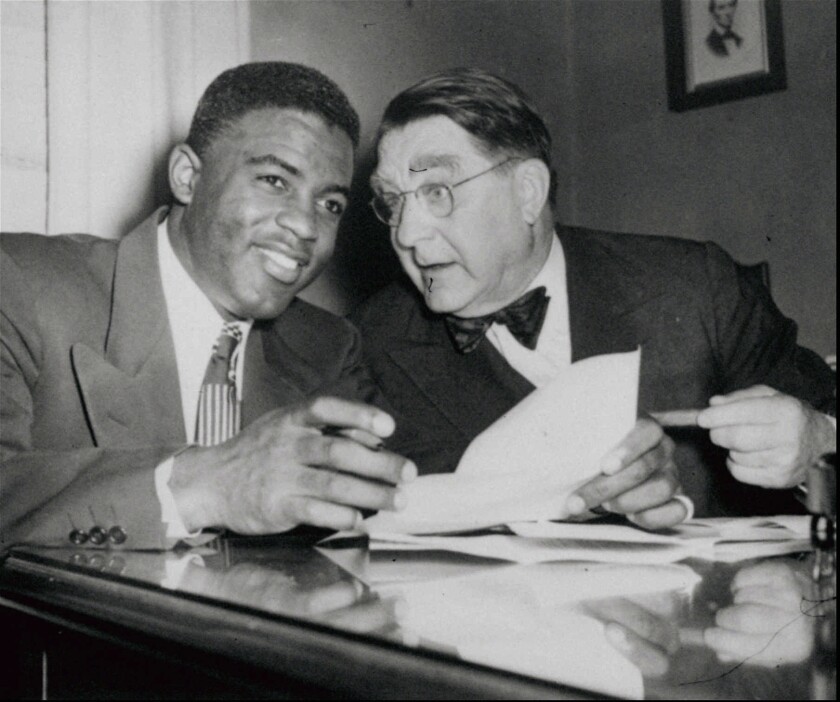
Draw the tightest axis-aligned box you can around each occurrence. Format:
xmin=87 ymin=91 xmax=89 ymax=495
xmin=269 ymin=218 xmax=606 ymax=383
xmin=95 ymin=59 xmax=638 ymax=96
xmin=353 ymin=516 xmax=813 ymax=565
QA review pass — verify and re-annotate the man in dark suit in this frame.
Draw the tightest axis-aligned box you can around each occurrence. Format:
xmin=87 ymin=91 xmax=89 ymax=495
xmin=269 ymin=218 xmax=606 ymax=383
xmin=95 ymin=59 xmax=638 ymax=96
xmin=354 ymin=68 xmax=835 ymax=522
xmin=1 ymin=62 xmax=415 ymax=550
xmin=706 ymin=0 xmax=743 ymax=57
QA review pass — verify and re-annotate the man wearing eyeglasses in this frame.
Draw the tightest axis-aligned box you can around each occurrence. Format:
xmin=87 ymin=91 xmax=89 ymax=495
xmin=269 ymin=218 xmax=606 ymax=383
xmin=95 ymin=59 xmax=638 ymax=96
xmin=355 ymin=68 xmax=835 ymax=523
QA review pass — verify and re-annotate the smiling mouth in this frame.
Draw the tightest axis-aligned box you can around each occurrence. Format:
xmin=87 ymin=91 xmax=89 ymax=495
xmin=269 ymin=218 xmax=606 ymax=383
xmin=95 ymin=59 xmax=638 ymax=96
xmin=257 ymin=246 xmax=307 ymax=270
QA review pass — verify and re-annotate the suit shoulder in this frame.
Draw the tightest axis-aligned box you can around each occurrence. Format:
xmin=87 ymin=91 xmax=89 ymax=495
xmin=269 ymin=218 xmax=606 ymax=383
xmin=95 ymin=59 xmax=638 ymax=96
xmin=1 ymin=232 xmax=117 ymax=284
xmin=269 ymin=297 xmax=361 ymax=360
xmin=1 ymin=233 xmax=117 ymax=314
xmin=558 ymin=225 xmax=724 ymax=281
xmin=352 ymin=280 xmax=423 ymax=336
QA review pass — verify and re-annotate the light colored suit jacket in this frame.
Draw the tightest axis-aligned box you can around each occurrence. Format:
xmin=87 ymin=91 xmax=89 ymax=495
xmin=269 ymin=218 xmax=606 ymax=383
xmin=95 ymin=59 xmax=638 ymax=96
xmin=1 ymin=208 xmax=378 ymax=549
xmin=355 ymin=226 xmax=835 ymax=517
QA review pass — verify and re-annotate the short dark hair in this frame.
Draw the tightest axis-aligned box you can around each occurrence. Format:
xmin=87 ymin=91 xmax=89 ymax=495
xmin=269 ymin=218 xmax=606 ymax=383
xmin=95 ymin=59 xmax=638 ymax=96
xmin=187 ymin=62 xmax=360 ymax=157
xmin=378 ymin=68 xmax=556 ymax=206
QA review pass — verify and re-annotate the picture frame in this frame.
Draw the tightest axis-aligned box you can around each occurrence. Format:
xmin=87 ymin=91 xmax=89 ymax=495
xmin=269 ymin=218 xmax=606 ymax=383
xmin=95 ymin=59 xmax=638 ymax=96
xmin=663 ymin=0 xmax=787 ymax=112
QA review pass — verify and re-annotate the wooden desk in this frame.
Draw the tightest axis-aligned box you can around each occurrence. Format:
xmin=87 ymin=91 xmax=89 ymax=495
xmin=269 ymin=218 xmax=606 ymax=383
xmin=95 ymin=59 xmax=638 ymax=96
xmin=1 ymin=535 xmax=835 ymax=699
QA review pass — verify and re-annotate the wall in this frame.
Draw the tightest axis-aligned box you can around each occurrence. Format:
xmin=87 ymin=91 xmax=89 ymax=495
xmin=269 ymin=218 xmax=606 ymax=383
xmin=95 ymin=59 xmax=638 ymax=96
xmin=251 ymin=0 xmax=835 ymax=356
xmin=568 ymin=0 xmax=836 ymax=355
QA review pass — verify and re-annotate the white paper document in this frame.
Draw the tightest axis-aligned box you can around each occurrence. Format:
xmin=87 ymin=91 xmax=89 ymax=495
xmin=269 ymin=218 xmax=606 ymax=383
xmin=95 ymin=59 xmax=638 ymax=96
xmin=363 ymin=349 xmax=641 ymax=535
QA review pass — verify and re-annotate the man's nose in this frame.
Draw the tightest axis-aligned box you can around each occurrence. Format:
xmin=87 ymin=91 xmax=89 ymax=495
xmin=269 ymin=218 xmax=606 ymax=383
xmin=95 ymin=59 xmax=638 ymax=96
xmin=277 ymin=196 xmax=317 ymax=241
xmin=393 ymin=194 xmax=433 ymax=249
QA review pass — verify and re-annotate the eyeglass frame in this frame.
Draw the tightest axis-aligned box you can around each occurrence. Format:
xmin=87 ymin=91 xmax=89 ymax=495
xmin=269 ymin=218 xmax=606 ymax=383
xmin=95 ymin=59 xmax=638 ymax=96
xmin=369 ymin=157 xmax=522 ymax=227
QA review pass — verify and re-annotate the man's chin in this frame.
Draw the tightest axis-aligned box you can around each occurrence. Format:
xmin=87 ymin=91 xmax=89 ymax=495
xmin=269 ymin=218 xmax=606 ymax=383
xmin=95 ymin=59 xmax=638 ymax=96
xmin=422 ymin=289 xmax=472 ymax=317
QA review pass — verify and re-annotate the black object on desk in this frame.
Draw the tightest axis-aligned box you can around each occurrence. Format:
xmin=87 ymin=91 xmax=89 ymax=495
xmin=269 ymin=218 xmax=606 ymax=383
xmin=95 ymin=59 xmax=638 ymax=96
xmin=807 ymin=452 xmax=836 ymax=581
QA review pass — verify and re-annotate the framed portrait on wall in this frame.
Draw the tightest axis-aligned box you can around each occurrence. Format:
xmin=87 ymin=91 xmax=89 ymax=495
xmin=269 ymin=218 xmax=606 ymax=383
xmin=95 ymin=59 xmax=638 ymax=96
xmin=663 ymin=0 xmax=786 ymax=111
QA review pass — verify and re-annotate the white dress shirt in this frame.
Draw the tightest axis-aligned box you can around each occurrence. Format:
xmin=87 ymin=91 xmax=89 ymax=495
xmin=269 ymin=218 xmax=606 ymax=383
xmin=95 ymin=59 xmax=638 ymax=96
xmin=154 ymin=219 xmax=252 ymax=538
xmin=485 ymin=233 xmax=571 ymax=387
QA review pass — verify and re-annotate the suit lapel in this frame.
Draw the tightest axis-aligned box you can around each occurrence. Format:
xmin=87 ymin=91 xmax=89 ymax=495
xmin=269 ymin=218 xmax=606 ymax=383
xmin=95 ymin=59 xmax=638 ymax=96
xmin=560 ymin=226 xmax=664 ymax=362
xmin=388 ymin=305 xmax=534 ymax=440
xmin=72 ymin=209 xmax=185 ymax=447
xmin=241 ymin=321 xmax=307 ymax=427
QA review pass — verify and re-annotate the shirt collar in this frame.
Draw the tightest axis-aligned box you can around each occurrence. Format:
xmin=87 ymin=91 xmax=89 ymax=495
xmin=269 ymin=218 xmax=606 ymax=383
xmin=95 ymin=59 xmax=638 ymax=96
xmin=526 ymin=231 xmax=570 ymax=342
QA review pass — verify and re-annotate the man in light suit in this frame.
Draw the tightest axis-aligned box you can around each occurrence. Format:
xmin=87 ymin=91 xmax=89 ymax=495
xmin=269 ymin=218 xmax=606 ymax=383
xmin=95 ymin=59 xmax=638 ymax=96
xmin=1 ymin=62 xmax=416 ymax=550
xmin=354 ymin=69 xmax=835 ymax=522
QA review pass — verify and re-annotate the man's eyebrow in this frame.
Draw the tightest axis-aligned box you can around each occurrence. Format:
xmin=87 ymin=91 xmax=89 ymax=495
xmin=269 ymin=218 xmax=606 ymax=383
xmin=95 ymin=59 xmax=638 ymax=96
xmin=408 ymin=153 xmax=461 ymax=174
xmin=246 ymin=153 xmax=300 ymax=176
xmin=247 ymin=153 xmax=350 ymax=197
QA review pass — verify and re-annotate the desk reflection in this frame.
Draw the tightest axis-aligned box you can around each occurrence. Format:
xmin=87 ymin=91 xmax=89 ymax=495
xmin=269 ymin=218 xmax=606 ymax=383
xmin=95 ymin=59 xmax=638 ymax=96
xmin=28 ymin=539 xmax=835 ymax=700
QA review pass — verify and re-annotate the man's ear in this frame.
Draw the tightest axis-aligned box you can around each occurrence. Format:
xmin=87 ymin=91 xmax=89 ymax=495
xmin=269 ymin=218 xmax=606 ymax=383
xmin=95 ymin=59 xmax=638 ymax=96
xmin=514 ymin=158 xmax=551 ymax=225
xmin=169 ymin=143 xmax=202 ymax=205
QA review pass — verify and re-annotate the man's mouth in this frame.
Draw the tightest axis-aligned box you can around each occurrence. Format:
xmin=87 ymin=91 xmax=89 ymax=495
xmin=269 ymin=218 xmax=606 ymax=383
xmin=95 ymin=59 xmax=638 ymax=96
xmin=255 ymin=245 xmax=309 ymax=282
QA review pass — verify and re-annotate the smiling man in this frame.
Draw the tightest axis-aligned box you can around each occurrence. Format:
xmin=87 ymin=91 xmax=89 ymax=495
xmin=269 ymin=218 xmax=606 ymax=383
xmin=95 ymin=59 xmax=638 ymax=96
xmin=354 ymin=68 xmax=835 ymax=523
xmin=1 ymin=63 xmax=415 ymax=549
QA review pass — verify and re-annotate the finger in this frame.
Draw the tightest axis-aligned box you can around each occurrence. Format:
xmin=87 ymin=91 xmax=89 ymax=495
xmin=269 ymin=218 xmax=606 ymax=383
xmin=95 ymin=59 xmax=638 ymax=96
xmin=322 ymin=596 xmax=405 ymax=634
xmin=604 ymin=623 xmax=671 ymax=678
xmin=295 ymin=396 xmax=396 ymax=438
xmin=298 ymin=435 xmax=417 ymax=484
xmin=600 ymin=418 xmax=668 ymax=475
xmin=727 ymin=459 xmax=792 ymax=488
xmin=715 ymin=604 xmax=793 ymax=633
xmin=602 ymin=470 xmax=678 ymax=515
xmin=323 ymin=427 xmax=384 ymax=450
xmin=698 ymin=396 xmax=782 ymax=429
xmin=284 ymin=496 xmax=363 ymax=531
xmin=727 ymin=448 xmax=786 ymax=467
xmin=296 ymin=466 xmax=407 ymax=512
xmin=299 ymin=580 xmax=363 ymax=616
xmin=708 ymin=424 xmax=779 ymax=451
xmin=708 ymin=385 xmax=777 ymax=405
xmin=568 ymin=449 xmax=664 ymax=514
xmin=627 ymin=497 xmax=690 ymax=530
xmin=591 ymin=599 xmax=680 ymax=655
xmin=732 ymin=562 xmax=800 ymax=590
xmin=704 ymin=627 xmax=768 ymax=660
xmin=733 ymin=584 xmax=801 ymax=610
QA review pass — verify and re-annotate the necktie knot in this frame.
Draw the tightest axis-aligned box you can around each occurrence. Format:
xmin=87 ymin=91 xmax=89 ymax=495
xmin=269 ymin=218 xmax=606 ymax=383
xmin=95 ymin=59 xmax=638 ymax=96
xmin=446 ymin=286 xmax=550 ymax=354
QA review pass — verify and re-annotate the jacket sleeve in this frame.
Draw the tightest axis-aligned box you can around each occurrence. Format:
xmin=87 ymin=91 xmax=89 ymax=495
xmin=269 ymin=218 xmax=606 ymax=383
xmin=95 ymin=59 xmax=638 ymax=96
xmin=703 ymin=242 xmax=835 ymax=416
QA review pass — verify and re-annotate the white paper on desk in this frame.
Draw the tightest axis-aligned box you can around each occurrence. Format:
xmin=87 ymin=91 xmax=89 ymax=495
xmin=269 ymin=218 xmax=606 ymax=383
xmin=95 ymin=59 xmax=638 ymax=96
xmin=363 ymin=349 xmax=641 ymax=535
xmin=369 ymin=532 xmax=700 ymax=565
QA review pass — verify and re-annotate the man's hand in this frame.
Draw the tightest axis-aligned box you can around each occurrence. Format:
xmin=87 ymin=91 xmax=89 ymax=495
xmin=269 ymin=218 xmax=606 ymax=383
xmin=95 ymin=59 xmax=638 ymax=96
xmin=703 ymin=561 xmax=814 ymax=666
xmin=585 ymin=593 xmax=681 ymax=678
xmin=171 ymin=396 xmax=416 ymax=534
xmin=697 ymin=385 xmax=836 ymax=488
xmin=566 ymin=417 xmax=688 ymax=529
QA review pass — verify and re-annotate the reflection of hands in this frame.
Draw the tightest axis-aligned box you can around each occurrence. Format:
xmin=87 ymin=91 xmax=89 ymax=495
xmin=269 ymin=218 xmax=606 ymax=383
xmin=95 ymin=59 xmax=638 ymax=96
xmin=703 ymin=561 xmax=815 ymax=666
xmin=181 ymin=561 xmax=400 ymax=635
xmin=585 ymin=592 xmax=681 ymax=678
xmin=698 ymin=385 xmax=836 ymax=488
xmin=171 ymin=397 xmax=417 ymax=533
xmin=567 ymin=418 xmax=688 ymax=529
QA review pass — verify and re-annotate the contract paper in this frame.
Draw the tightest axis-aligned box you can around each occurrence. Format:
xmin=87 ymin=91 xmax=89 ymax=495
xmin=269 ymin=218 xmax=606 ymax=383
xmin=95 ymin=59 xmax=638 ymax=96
xmin=363 ymin=348 xmax=641 ymax=535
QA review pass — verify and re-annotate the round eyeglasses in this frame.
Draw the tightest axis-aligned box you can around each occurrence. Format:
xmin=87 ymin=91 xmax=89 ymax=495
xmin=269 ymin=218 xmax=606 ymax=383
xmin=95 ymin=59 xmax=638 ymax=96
xmin=370 ymin=157 xmax=520 ymax=227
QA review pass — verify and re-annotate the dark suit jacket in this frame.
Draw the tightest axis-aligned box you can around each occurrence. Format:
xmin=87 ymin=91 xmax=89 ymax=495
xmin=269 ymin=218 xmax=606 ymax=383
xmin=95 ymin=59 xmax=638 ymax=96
xmin=355 ymin=226 xmax=835 ymax=517
xmin=1 ymin=208 xmax=378 ymax=549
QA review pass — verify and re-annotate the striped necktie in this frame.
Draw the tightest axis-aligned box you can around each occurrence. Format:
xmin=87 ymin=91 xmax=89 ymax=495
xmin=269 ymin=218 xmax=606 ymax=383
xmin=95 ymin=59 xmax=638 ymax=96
xmin=195 ymin=322 xmax=244 ymax=446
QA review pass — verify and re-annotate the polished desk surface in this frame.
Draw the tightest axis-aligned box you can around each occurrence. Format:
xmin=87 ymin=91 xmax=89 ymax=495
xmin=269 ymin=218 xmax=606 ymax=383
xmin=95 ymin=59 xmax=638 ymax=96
xmin=0 ymin=533 xmax=835 ymax=700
